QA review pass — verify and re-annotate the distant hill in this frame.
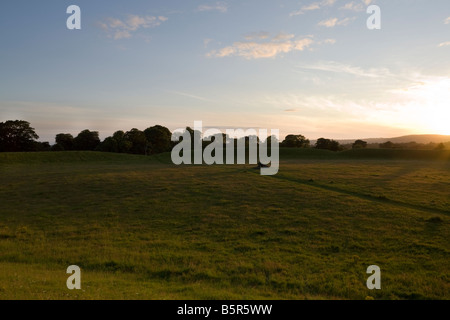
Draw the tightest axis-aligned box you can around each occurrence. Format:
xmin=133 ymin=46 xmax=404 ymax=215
xmin=311 ymin=134 xmax=450 ymax=145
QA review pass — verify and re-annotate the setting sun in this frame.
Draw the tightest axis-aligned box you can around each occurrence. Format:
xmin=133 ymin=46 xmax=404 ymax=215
xmin=393 ymin=77 xmax=450 ymax=135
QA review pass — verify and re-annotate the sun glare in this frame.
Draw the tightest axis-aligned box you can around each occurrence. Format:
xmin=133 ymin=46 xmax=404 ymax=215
xmin=395 ymin=78 xmax=450 ymax=135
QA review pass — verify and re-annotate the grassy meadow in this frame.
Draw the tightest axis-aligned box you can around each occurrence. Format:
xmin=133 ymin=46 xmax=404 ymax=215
xmin=0 ymin=149 xmax=449 ymax=299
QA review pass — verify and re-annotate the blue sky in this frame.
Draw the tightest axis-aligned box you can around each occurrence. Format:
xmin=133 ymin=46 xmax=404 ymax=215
xmin=0 ymin=0 xmax=449 ymax=142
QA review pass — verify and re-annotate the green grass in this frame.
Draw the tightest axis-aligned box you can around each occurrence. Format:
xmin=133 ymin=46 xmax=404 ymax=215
xmin=0 ymin=150 xmax=449 ymax=299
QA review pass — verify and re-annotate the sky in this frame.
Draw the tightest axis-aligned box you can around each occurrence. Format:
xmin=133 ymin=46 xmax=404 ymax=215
xmin=0 ymin=0 xmax=449 ymax=143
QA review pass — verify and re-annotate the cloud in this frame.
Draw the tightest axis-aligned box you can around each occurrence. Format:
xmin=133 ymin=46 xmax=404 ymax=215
xmin=445 ymin=17 xmax=450 ymax=24
xmin=318 ymin=18 xmax=338 ymax=27
xmin=320 ymin=38 xmax=337 ymax=45
xmin=166 ymin=90 xmax=214 ymax=102
xmin=197 ymin=2 xmax=228 ymax=13
xmin=209 ymin=42 xmax=294 ymax=59
xmin=100 ymin=15 xmax=168 ymax=40
xmin=273 ymin=32 xmax=296 ymax=41
xmin=244 ymin=31 xmax=271 ymax=40
xmin=318 ymin=17 xmax=354 ymax=27
xmin=261 ymin=94 xmax=370 ymax=124
xmin=294 ymin=38 xmax=315 ymax=50
xmin=207 ymin=33 xmax=314 ymax=59
xmin=438 ymin=41 xmax=450 ymax=47
xmin=289 ymin=10 xmax=304 ymax=17
xmin=204 ymin=38 xmax=213 ymax=48
xmin=289 ymin=0 xmax=337 ymax=16
xmin=210 ymin=46 xmax=236 ymax=58
xmin=302 ymin=3 xmax=321 ymax=11
xmin=296 ymin=61 xmax=392 ymax=78
xmin=260 ymin=76 xmax=450 ymax=136
xmin=340 ymin=2 xmax=365 ymax=11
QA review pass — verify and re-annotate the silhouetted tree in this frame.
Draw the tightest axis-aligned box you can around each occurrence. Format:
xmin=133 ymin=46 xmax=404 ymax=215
xmin=352 ymin=139 xmax=368 ymax=149
xmin=435 ymin=143 xmax=445 ymax=150
xmin=124 ymin=128 xmax=148 ymax=155
xmin=73 ymin=129 xmax=100 ymax=150
xmin=51 ymin=143 xmax=65 ymax=151
xmin=113 ymin=130 xmax=132 ymax=153
xmin=281 ymin=134 xmax=310 ymax=148
xmin=98 ymin=131 xmax=132 ymax=153
xmin=202 ymin=133 xmax=227 ymax=149
xmin=315 ymin=138 xmax=342 ymax=151
xmin=33 ymin=141 xmax=51 ymax=152
xmin=379 ymin=141 xmax=395 ymax=149
xmin=237 ymin=135 xmax=260 ymax=148
xmin=98 ymin=136 xmax=118 ymax=153
xmin=55 ymin=133 xmax=74 ymax=151
xmin=263 ymin=135 xmax=279 ymax=146
xmin=144 ymin=125 xmax=172 ymax=154
xmin=0 ymin=120 xmax=39 ymax=152
xmin=329 ymin=140 xmax=342 ymax=151
xmin=175 ymin=127 xmax=202 ymax=149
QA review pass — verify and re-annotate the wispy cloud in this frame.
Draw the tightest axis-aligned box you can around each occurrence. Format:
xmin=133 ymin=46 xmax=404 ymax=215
xmin=438 ymin=41 xmax=450 ymax=47
xmin=289 ymin=10 xmax=304 ymax=17
xmin=296 ymin=61 xmax=392 ymax=78
xmin=244 ymin=31 xmax=271 ymax=40
xmin=262 ymin=94 xmax=368 ymax=122
xmin=166 ymin=90 xmax=213 ymax=102
xmin=273 ymin=32 xmax=296 ymax=41
xmin=207 ymin=33 xmax=314 ymax=59
xmin=261 ymin=75 xmax=450 ymax=136
xmin=302 ymin=3 xmax=321 ymax=12
xmin=318 ymin=38 xmax=337 ymax=45
xmin=203 ymin=38 xmax=213 ymax=48
xmin=289 ymin=0 xmax=337 ymax=16
xmin=445 ymin=17 xmax=450 ymax=24
xmin=99 ymin=15 xmax=168 ymax=40
xmin=323 ymin=0 xmax=338 ymax=5
xmin=207 ymin=41 xmax=305 ymax=59
xmin=197 ymin=2 xmax=228 ymax=13
xmin=318 ymin=17 xmax=354 ymax=27
xmin=340 ymin=2 xmax=365 ymax=11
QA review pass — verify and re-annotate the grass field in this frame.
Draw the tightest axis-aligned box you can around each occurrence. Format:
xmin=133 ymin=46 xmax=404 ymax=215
xmin=0 ymin=149 xmax=449 ymax=299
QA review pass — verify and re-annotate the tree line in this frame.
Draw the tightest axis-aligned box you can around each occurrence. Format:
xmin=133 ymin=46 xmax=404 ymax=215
xmin=0 ymin=120 xmax=173 ymax=154
xmin=0 ymin=120 xmax=446 ymax=153
xmin=279 ymin=134 xmax=368 ymax=151
xmin=378 ymin=140 xmax=446 ymax=151
xmin=0 ymin=120 xmax=271 ymax=154
xmin=53 ymin=125 xmax=173 ymax=155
